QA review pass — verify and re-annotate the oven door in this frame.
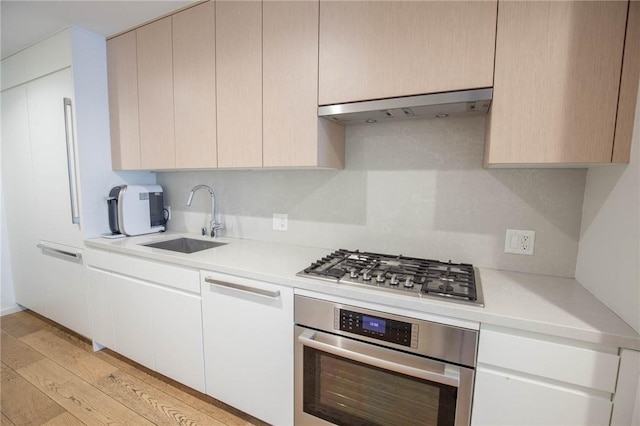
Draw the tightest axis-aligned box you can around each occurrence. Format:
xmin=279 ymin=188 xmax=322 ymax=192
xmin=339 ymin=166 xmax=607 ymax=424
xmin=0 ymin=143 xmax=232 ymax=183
xmin=295 ymin=326 xmax=474 ymax=426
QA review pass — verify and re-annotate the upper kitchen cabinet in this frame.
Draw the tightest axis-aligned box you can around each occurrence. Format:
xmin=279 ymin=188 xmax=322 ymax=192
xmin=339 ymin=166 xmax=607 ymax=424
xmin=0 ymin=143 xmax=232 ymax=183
xmin=173 ymin=1 xmax=217 ymax=169
xmin=484 ymin=1 xmax=636 ymax=166
xmin=318 ymin=1 xmax=497 ymax=105
xmin=263 ymin=1 xmax=344 ymax=168
xmin=109 ymin=2 xmax=218 ymax=170
xmin=107 ymin=31 xmax=141 ymax=170
xmin=137 ymin=17 xmax=176 ymax=169
xmin=216 ymin=0 xmax=263 ymax=168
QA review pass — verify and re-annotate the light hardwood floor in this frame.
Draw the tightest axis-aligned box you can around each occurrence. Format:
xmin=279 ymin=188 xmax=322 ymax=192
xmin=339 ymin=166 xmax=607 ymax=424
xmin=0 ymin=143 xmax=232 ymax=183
xmin=0 ymin=310 xmax=269 ymax=426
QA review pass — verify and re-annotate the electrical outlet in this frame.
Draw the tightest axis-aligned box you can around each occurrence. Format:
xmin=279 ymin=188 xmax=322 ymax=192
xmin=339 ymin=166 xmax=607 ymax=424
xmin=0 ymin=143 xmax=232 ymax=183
xmin=504 ymin=229 xmax=535 ymax=255
xmin=165 ymin=206 xmax=171 ymax=221
xmin=273 ymin=213 xmax=288 ymax=231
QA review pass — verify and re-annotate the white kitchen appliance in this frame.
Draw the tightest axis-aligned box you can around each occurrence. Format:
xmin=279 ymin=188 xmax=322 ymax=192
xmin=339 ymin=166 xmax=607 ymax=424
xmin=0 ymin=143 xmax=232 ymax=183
xmin=107 ymin=184 xmax=165 ymax=236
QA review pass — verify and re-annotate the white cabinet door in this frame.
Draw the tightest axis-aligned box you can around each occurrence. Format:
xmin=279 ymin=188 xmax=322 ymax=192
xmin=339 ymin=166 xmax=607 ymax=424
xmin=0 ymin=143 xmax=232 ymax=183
xmin=111 ymin=274 xmax=155 ymax=370
xmin=26 ymin=68 xmax=82 ymax=247
xmin=86 ymin=251 xmax=205 ymax=392
xmin=1 ymin=85 xmax=44 ymax=314
xmin=40 ymin=243 xmax=90 ymax=338
xmin=201 ymin=272 xmax=294 ymax=426
xmin=472 ymin=368 xmax=613 ymax=426
xmin=151 ymin=286 xmax=205 ymax=393
xmin=87 ymin=266 xmax=115 ymax=349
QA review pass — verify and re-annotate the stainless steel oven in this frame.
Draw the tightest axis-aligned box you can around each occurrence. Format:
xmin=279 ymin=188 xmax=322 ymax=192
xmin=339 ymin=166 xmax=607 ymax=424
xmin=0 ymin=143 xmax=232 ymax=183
xmin=294 ymin=295 xmax=478 ymax=426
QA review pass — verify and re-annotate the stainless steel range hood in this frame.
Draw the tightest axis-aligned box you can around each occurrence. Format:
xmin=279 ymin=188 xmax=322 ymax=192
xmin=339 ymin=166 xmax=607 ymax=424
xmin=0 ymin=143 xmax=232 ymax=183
xmin=318 ymin=88 xmax=493 ymax=124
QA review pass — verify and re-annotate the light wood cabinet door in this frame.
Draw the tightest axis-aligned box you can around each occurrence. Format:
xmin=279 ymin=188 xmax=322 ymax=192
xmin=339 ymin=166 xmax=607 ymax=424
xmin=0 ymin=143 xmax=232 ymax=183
xmin=263 ymin=0 xmax=344 ymax=169
xmin=107 ymin=31 xmax=140 ymax=170
xmin=612 ymin=0 xmax=640 ymax=163
xmin=485 ymin=1 xmax=628 ymax=165
xmin=319 ymin=1 xmax=497 ymax=105
xmin=137 ymin=16 xmax=175 ymax=169
xmin=173 ymin=1 xmax=217 ymax=169
xmin=216 ymin=0 xmax=262 ymax=168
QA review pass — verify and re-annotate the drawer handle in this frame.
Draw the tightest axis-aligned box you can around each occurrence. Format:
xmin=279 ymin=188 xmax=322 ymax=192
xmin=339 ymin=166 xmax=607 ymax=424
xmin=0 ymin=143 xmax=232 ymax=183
xmin=205 ymin=277 xmax=280 ymax=298
xmin=37 ymin=243 xmax=82 ymax=261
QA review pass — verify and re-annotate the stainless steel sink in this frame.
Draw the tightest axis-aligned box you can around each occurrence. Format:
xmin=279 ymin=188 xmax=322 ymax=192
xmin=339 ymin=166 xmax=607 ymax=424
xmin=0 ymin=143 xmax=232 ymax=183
xmin=142 ymin=238 xmax=227 ymax=254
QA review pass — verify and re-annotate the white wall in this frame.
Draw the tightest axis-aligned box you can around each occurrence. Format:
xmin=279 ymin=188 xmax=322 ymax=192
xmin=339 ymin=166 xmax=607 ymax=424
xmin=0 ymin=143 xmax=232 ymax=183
xmin=576 ymin=84 xmax=640 ymax=333
xmin=158 ymin=115 xmax=587 ymax=278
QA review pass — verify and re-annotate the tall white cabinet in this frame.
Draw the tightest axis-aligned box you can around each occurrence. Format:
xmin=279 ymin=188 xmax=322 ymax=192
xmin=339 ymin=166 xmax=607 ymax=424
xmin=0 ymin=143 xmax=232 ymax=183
xmin=1 ymin=28 xmax=153 ymax=336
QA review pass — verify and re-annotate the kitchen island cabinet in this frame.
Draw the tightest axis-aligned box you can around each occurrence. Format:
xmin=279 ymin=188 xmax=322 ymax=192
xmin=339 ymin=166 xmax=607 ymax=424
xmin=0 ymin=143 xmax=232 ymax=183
xmin=200 ymin=271 xmax=294 ymax=426
xmin=485 ymin=0 xmax=637 ymax=166
xmin=86 ymin=249 xmax=205 ymax=392
xmin=318 ymin=0 xmax=497 ymax=105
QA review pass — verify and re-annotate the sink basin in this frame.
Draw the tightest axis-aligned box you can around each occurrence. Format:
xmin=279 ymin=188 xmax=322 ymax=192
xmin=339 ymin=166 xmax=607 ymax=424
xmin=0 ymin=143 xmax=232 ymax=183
xmin=142 ymin=238 xmax=227 ymax=254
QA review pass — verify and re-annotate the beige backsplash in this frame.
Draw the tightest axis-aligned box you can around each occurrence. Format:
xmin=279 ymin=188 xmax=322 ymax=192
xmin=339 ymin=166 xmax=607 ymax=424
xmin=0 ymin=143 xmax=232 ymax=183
xmin=158 ymin=115 xmax=586 ymax=278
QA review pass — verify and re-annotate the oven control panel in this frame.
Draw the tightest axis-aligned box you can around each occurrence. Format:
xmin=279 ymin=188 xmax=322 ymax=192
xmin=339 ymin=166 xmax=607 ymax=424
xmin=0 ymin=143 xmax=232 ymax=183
xmin=335 ymin=308 xmax=418 ymax=348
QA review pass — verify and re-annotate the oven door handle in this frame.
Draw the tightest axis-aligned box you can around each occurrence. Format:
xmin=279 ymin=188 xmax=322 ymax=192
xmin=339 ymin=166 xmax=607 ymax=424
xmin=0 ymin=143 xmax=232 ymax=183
xmin=298 ymin=328 xmax=460 ymax=387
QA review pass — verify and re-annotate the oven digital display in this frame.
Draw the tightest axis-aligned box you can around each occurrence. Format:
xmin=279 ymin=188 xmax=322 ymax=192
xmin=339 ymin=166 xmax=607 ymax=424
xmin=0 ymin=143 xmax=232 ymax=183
xmin=362 ymin=315 xmax=386 ymax=334
xmin=338 ymin=309 xmax=415 ymax=347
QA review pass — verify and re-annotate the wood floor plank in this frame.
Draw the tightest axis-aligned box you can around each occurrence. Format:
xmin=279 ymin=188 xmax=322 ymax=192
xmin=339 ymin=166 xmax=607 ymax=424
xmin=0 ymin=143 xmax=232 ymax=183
xmin=1 ymin=412 xmax=17 ymax=426
xmin=1 ymin=363 xmax=65 ymax=425
xmin=96 ymin=370 xmax=227 ymax=426
xmin=2 ymin=310 xmax=266 ymax=426
xmin=41 ymin=412 xmax=85 ymax=425
xmin=94 ymin=350 xmax=264 ymax=426
xmin=20 ymin=329 xmax=117 ymax=385
xmin=17 ymin=358 xmax=155 ymax=426
xmin=0 ymin=311 xmax=49 ymax=338
xmin=1 ymin=330 xmax=45 ymax=370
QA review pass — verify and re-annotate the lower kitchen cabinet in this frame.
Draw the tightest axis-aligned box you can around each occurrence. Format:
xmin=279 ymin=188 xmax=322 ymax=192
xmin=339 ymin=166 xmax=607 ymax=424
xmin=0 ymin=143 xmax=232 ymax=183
xmin=86 ymin=250 xmax=205 ymax=392
xmin=471 ymin=325 xmax=620 ymax=426
xmin=200 ymin=271 xmax=294 ymax=426
xmin=40 ymin=242 xmax=91 ymax=338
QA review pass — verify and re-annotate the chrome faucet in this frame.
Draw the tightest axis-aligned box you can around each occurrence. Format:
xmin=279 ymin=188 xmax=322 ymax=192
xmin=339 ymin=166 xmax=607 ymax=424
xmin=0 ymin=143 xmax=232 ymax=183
xmin=186 ymin=184 xmax=223 ymax=237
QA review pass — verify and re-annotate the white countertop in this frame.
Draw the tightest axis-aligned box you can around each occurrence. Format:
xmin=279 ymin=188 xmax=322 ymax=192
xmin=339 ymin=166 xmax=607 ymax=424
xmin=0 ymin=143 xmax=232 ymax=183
xmin=85 ymin=232 xmax=640 ymax=350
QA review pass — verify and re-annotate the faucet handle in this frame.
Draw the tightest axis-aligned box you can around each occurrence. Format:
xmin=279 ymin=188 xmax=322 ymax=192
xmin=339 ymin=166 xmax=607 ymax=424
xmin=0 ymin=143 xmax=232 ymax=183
xmin=210 ymin=222 xmax=223 ymax=238
xmin=201 ymin=227 xmax=207 ymax=236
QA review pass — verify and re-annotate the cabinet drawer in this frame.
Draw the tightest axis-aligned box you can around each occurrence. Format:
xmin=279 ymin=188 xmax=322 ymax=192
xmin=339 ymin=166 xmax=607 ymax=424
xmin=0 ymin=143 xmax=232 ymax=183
xmin=110 ymin=252 xmax=199 ymax=293
xmin=478 ymin=328 xmax=619 ymax=393
xmin=472 ymin=368 xmax=613 ymax=426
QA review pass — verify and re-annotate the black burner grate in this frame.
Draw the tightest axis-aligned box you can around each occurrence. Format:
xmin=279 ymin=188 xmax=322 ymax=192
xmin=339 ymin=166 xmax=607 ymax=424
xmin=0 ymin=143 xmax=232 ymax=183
xmin=300 ymin=249 xmax=478 ymax=303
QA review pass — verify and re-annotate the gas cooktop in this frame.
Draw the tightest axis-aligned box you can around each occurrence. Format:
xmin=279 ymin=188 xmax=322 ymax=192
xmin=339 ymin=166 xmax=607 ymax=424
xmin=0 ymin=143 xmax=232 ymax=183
xmin=297 ymin=249 xmax=483 ymax=306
